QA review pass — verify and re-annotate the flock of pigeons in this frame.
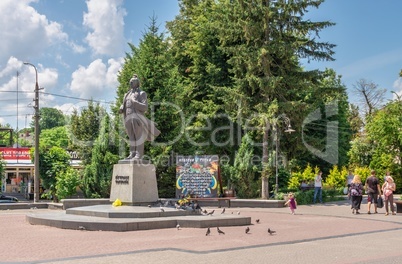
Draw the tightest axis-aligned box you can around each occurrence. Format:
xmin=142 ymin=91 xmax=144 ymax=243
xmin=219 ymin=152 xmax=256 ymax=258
xmin=175 ymin=207 xmax=277 ymax=236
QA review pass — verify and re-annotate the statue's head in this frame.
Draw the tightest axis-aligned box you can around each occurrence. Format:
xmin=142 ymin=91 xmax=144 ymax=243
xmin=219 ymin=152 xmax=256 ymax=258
xmin=129 ymin=74 xmax=140 ymax=89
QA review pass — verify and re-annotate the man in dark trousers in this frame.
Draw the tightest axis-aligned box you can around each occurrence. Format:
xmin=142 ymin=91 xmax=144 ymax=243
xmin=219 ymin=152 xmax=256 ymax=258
xmin=365 ymin=170 xmax=382 ymax=214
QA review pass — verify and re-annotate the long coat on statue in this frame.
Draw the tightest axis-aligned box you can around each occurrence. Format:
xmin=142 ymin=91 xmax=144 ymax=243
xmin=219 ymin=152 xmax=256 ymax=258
xmin=120 ymin=88 xmax=160 ymax=147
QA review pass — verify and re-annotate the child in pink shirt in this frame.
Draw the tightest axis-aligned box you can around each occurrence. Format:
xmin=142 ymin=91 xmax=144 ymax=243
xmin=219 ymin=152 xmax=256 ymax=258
xmin=285 ymin=193 xmax=297 ymax=215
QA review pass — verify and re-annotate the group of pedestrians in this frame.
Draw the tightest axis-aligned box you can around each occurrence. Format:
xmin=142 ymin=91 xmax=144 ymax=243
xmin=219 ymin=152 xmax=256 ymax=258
xmin=348 ymin=170 xmax=396 ymax=215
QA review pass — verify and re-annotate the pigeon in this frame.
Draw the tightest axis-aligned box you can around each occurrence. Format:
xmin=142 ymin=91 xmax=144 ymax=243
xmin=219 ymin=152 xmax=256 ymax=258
xmin=217 ymin=227 xmax=225 ymax=235
xmin=78 ymin=226 xmax=86 ymax=231
xmin=206 ymin=227 xmax=211 ymax=236
xmin=176 ymin=224 xmax=181 ymax=230
xmin=203 ymin=209 xmax=208 ymax=214
xmin=256 ymin=219 xmax=260 ymax=224
xmin=160 ymin=207 xmax=165 ymax=212
xmin=207 ymin=210 xmax=215 ymax=216
xmin=237 ymin=211 xmax=240 ymax=215
xmin=268 ymin=228 xmax=276 ymax=235
xmin=148 ymin=205 xmax=151 ymax=208
xmin=221 ymin=208 xmax=226 ymax=214
xmin=245 ymin=227 xmax=250 ymax=234
xmin=231 ymin=212 xmax=233 ymax=214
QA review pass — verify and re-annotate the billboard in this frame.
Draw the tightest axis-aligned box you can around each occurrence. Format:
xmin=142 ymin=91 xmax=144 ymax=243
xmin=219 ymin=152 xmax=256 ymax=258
xmin=176 ymin=155 xmax=219 ymax=198
xmin=0 ymin=147 xmax=31 ymax=160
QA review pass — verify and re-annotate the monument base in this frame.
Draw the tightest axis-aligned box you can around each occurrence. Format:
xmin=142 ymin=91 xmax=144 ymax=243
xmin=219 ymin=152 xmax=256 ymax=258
xmin=110 ymin=160 xmax=159 ymax=205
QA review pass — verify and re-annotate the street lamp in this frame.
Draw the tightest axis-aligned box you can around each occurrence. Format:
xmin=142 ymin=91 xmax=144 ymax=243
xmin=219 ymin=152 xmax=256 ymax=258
xmin=274 ymin=114 xmax=295 ymax=195
xmin=23 ymin=62 xmax=40 ymax=203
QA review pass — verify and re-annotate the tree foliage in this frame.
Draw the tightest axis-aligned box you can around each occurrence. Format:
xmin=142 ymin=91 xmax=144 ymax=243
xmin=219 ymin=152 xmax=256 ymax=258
xmin=81 ymin=114 xmax=119 ymax=198
xmin=36 ymin=146 xmax=71 ymax=201
xmin=31 ymin=107 xmax=66 ymax=131
xmin=40 ymin=126 xmax=69 ymax=148
xmin=68 ymin=101 xmax=104 ymax=165
xmin=55 ymin=168 xmax=80 ymax=200
xmin=365 ymin=100 xmax=402 ymax=189
xmin=224 ymin=133 xmax=260 ymax=198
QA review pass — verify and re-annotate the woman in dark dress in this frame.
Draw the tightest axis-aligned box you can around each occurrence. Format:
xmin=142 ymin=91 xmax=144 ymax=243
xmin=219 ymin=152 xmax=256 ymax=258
xmin=348 ymin=175 xmax=364 ymax=214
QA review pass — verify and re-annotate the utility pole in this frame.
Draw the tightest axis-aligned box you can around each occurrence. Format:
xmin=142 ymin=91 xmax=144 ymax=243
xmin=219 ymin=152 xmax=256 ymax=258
xmin=23 ymin=62 xmax=40 ymax=203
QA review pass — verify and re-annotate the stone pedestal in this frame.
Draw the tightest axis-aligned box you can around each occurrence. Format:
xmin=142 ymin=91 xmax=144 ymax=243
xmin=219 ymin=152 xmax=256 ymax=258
xmin=110 ymin=160 xmax=159 ymax=205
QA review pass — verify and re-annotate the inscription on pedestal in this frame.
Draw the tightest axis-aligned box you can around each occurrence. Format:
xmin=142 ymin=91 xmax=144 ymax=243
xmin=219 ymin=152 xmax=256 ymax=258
xmin=115 ymin=175 xmax=129 ymax=184
xmin=110 ymin=162 xmax=159 ymax=204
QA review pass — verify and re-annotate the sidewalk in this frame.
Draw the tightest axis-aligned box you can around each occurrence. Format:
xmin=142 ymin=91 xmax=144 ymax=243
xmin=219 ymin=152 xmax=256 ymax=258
xmin=1 ymin=200 xmax=401 ymax=264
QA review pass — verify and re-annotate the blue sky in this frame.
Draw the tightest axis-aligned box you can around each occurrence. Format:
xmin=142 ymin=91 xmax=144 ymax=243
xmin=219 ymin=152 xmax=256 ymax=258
xmin=0 ymin=0 xmax=401 ymax=130
xmin=304 ymin=0 xmax=402 ymax=101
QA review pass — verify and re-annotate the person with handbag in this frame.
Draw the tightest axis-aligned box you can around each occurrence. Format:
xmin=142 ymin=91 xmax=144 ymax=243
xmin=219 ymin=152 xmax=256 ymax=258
xmin=348 ymin=175 xmax=364 ymax=214
xmin=365 ymin=170 xmax=382 ymax=214
xmin=382 ymin=174 xmax=396 ymax=215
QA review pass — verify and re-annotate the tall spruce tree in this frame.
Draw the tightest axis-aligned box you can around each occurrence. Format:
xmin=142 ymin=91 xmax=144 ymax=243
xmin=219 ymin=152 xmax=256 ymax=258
xmin=212 ymin=0 xmax=336 ymax=192
xmin=113 ymin=16 xmax=180 ymax=197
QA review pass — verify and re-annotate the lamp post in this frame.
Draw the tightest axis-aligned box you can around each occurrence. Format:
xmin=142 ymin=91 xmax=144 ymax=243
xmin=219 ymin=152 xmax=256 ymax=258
xmin=274 ymin=114 xmax=295 ymax=195
xmin=23 ymin=62 xmax=40 ymax=203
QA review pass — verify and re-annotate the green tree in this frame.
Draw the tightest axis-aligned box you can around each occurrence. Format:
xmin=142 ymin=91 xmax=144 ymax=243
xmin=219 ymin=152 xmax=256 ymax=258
xmin=81 ymin=114 xmax=119 ymax=198
xmin=114 ymin=16 xmax=184 ymax=196
xmin=55 ymin=167 xmax=81 ymax=200
xmin=212 ymin=0 xmax=338 ymax=189
xmin=348 ymin=104 xmax=364 ymax=138
xmin=68 ymin=101 xmax=104 ymax=165
xmin=0 ymin=125 xmax=13 ymax=146
xmin=113 ymin=15 xmax=175 ymax=155
xmin=166 ymin=0 xmax=236 ymax=155
xmin=40 ymin=126 xmax=69 ymax=148
xmin=224 ymin=134 xmax=260 ymax=198
xmin=31 ymin=107 xmax=66 ymax=130
xmin=298 ymin=69 xmax=353 ymax=172
xmin=324 ymin=165 xmax=348 ymax=188
xmin=348 ymin=134 xmax=373 ymax=167
xmin=36 ymin=146 xmax=71 ymax=201
xmin=366 ymin=100 xmax=402 ymax=189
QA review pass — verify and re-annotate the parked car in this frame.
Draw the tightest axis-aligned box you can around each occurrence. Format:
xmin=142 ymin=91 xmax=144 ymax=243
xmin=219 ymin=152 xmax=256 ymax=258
xmin=0 ymin=193 xmax=19 ymax=203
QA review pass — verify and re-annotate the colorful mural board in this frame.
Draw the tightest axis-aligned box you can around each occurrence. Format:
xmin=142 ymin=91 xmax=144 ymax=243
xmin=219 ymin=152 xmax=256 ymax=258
xmin=176 ymin=155 xmax=219 ymax=198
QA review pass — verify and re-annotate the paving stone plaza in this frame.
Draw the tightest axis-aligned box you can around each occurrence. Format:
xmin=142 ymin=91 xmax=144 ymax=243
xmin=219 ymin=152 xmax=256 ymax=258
xmin=1 ymin=199 xmax=402 ymax=264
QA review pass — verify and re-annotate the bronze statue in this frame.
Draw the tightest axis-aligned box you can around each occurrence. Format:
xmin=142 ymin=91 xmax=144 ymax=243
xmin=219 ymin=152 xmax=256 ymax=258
xmin=119 ymin=74 xmax=160 ymax=159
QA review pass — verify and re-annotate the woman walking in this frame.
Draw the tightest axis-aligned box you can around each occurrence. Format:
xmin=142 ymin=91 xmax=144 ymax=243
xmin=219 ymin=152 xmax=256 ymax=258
xmin=348 ymin=175 xmax=364 ymax=214
xmin=382 ymin=175 xmax=396 ymax=215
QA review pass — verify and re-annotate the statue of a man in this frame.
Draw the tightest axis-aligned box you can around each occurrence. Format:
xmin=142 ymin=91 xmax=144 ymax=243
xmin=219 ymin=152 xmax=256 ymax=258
xmin=119 ymin=74 xmax=160 ymax=159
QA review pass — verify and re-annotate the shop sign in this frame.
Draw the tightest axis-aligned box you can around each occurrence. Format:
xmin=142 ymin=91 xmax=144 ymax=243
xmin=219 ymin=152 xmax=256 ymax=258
xmin=0 ymin=147 xmax=31 ymax=160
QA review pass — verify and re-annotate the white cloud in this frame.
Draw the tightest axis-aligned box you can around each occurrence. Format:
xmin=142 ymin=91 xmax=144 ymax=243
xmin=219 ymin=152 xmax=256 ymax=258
xmin=106 ymin=58 xmax=124 ymax=87
xmin=54 ymin=102 xmax=82 ymax=116
xmin=69 ymin=42 xmax=86 ymax=54
xmin=0 ymin=0 xmax=68 ymax=66
xmin=69 ymin=58 xmax=123 ymax=99
xmin=0 ymin=57 xmax=60 ymax=127
xmin=83 ymin=0 xmax=127 ymax=56
xmin=393 ymin=78 xmax=402 ymax=99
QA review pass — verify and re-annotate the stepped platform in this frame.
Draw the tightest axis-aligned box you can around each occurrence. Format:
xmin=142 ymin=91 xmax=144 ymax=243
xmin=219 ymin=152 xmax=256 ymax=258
xmin=26 ymin=204 xmax=251 ymax=232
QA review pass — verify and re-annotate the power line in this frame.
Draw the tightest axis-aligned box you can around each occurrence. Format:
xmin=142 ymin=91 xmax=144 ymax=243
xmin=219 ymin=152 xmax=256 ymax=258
xmin=41 ymin=92 xmax=115 ymax=104
xmin=0 ymin=90 xmax=115 ymax=105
